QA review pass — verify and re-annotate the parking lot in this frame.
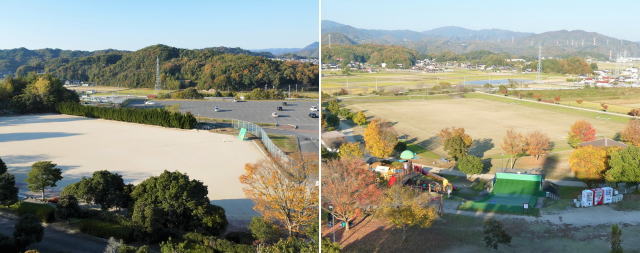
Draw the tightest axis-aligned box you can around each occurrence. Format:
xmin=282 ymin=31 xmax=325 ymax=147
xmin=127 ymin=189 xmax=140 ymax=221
xmin=130 ymin=99 xmax=320 ymax=153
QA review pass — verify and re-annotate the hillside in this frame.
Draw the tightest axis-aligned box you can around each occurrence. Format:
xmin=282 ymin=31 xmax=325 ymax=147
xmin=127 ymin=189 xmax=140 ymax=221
xmin=8 ymin=45 xmax=318 ymax=90
xmin=0 ymin=48 xmax=100 ymax=75
xmin=321 ymin=20 xmax=640 ymax=58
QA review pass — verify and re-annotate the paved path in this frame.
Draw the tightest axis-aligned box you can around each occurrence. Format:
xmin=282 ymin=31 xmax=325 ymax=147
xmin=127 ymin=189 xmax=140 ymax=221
xmin=444 ymin=200 xmax=640 ymax=226
xmin=0 ymin=213 xmax=107 ymax=252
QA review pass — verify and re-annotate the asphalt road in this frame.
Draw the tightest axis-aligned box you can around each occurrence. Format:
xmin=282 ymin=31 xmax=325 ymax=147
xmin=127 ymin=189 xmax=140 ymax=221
xmin=0 ymin=215 xmax=108 ymax=253
xmin=130 ymin=99 xmax=320 ymax=153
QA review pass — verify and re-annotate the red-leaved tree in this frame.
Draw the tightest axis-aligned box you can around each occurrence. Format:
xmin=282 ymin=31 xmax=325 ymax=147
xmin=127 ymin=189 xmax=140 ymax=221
xmin=568 ymin=120 xmax=597 ymax=147
xmin=322 ymin=158 xmax=382 ymax=232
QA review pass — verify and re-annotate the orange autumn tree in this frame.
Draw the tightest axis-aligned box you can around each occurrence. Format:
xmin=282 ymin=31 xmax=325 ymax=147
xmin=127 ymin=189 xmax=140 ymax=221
xmin=322 ymin=158 xmax=381 ymax=232
xmin=569 ymin=146 xmax=609 ymax=183
xmin=501 ymin=129 xmax=527 ymax=169
xmin=364 ymin=119 xmax=398 ymax=158
xmin=621 ymin=119 xmax=640 ymax=146
xmin=240 ymin=155 xmax=318 ymax=237
xmin=568 ymin=120 xmax=597 ymax=147
xmin=526 ymin=131 xmax=551 ymax=160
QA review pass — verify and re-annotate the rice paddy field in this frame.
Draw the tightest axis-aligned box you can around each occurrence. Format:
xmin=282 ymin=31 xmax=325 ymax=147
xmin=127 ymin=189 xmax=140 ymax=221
xmin=322 ymin=69 xmax=567 ymax=94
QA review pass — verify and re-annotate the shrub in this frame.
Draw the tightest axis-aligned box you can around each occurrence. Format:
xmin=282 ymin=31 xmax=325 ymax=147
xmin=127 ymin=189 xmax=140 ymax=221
xmin=56 ymin=102 xmax=197 ymax=129
xmin=168 ymin=87 xmax=204 ymax=99
xmin=244 ymin=88 xmax=285 ymax=100
xmin=78 ymin=219 xmax=135 ymax=242
xmin=249 ymin=217 xmax=280 ymax=244
xmin=7 ymin=202 xmax=55 ymax=223
xmin=55 ymin=195 xmax=80 ymax=220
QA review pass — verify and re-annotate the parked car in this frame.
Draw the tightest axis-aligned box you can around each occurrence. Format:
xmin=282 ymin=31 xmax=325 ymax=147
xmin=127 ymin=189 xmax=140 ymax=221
xmin=277 ymin=106 xmax=283 ymax=111
xmin=308 ymin=112 xmax=318 ymax=118
xmin=310 ymin=106 xmax=319 ymax=112
xmin=282 ymin=101 xmax=287 ymax=106
xmin=271 ymin=112 xmax=279 ymax=118
xmin=214 ymin=106 xmax=220 ymax=112
xmin=144 ymin=101 xmax=155 ymax=105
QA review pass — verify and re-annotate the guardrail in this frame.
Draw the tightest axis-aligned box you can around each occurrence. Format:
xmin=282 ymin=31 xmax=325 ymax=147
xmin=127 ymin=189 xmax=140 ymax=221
xmin=232 ymin=119 xmax=288 ymax=161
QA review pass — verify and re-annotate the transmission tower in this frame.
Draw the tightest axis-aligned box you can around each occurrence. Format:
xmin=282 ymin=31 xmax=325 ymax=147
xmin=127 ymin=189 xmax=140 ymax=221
xmin=154 ymin=56 xmax=161 ymax=91
xmin=537 ymin=45 xmax=542 ymax=83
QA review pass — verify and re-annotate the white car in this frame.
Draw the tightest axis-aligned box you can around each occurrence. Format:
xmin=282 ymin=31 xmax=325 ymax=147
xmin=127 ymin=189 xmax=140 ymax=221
xmin=271 ymin=112 xmax=279 ymax=118
xmin=214 ymin=106 xmax=220 ymax=112
xmin=144 ymin=101 xmax=155 ymax=105
xmin=310 ymin=106 xmax=319 ymax=112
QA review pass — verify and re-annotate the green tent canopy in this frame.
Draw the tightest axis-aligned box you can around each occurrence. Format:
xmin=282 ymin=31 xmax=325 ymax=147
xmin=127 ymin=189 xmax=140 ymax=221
xmin=400 ymin=150 xmax=415 ymax=160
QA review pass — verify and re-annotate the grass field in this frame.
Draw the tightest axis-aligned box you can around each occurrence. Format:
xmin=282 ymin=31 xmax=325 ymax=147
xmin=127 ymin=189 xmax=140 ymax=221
xmin=345 ymin=93 xmax=630 ymax=177
xmin=322 ymin=69 xmax=565 ymax=94
xmin=512 ymin=87 xmax=640 ymax=114
xmin=268 ymin=134 xmax=300 ymax=154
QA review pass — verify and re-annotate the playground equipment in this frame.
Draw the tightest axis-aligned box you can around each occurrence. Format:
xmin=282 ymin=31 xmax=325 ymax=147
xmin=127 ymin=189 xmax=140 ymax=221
xmin=573 ymin=187 xmax=623 ymax=208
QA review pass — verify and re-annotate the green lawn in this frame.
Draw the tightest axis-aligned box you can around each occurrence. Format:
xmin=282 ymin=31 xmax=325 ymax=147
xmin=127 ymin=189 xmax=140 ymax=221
xmin=268 ymin=134 xmax=300 ymax=154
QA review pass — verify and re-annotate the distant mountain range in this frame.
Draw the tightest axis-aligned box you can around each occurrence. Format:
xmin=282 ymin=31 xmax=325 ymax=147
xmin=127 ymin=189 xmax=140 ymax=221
xmin=252 ymin=42 xmax=319 ymax=58
xmin=321 ymin=20 xmax=640 ymax=58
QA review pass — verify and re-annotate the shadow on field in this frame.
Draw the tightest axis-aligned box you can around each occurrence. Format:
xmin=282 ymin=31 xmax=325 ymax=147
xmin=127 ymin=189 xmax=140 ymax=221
xmin=0 ymin=114 xmax=89 ymax=127
xmin=470 ymin=138 xmax=495 ymax=157
xmin=0 ymin=132 xmax=81 ymax=142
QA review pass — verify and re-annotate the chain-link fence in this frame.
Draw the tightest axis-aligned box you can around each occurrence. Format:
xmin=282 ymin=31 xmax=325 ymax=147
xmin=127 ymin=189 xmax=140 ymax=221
xmin=232 ymin=119 xmax=288 ymax=161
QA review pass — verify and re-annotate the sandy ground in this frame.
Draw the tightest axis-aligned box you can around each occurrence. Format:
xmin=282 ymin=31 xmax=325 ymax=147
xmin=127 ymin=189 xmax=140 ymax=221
xmin=347 ymin=98 xmax=626 ymax=157
xmin=0 ymin=114 xmax=266 ymax=226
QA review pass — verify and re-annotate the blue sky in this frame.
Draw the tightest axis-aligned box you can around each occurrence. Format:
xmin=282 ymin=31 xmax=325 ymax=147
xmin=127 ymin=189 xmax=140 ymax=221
xmin=323 ymin=0 xmax=640 ymax=41
xmin=0 ymin=0 xmax=318 ymax=51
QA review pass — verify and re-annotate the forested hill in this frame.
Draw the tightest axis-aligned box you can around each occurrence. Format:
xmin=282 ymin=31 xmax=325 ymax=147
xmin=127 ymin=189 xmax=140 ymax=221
xmin=0 ymin=48 xmax=101 ymax=75
xmin=6 ymin=45 xmax=318 ymax=91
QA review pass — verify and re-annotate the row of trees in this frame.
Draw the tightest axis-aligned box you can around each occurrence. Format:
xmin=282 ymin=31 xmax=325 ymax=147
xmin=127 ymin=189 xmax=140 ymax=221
xmin=0 ymin=75 xmax=78 ymax=114
xmin=15 ymin=45 xmax=318 ymax=91
xmin=56 ymin=102 xmax=197 ymax=129
xmin=321 ymin=44 xmax=418 ymax=68
xmin=568 ymin=120 xmax=640 ymax=184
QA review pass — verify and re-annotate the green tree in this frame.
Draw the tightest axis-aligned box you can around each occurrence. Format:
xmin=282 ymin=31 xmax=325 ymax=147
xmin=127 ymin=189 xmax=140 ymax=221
xmin=13 ymin=214 xmax=44 ymax=252
xmin=0 ymin=157 xmax=7 ymax=174
xmin=322 ymin=237 xmax=342 ymax=253
xmin=457 ymin=155 xmax=483 ymax=175
xmin=327 ymin=100 xmax=341 ymax=115
xmin=0 ymin=173 xmax=18 ymax=207
xmin=249 ymin=217 xmax=280 ymax=244
xmin=67 ymin=170 xmax=129 ymax=210
xmin=483 ymin=218 xmax=511 ymax=250
xmin=352 ymin=111 xmax=367 ymax=125
xmin=611 ymin=224 xmax=623 ymax=253
xmin=26 ymin=161 xmax=63 ymax=201
xmin=605 ymin=146 xmax=640 ymax=183
xmin=131 ymin=170 xmax=227 ymax=242
xmin=55 ymin=195 xmax=81 ymax=220
xmin=439 ymin=128 xmax=473 ymax=161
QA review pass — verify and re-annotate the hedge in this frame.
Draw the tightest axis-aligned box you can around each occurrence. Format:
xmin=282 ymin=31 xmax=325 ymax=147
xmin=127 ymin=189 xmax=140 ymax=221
xmin=56 ymin=102 xmax=197 ymax=129
xmin=1 ymin=202 xmax=56 ymax=223
xmin=77 ymin=219 xmax=135 ymax=242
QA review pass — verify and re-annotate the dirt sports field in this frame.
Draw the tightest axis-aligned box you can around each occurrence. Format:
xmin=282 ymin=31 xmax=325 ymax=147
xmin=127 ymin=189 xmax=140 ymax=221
xmin=0 ymin=114 xmax=266 ymax=224
xmin=346 ymin=96 xmax=628 ymax=160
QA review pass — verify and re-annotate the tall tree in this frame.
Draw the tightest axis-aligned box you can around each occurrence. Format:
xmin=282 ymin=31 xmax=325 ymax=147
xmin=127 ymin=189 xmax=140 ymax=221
xmin=569 ymin=146 xmax=610 ymax=183
xmin=377 ymin=185 xmax=438 ymax=242
xmin=26 ymin=161 xmax=63 ymax=201
xmin=457 ymin=155 xmax=483 ymax=175
xmin=0 ymin=173 xmax=18 ymax=207
xmin=438 ymin=127 xmax=473 ymax=160
xmin=501 ymin=129 xmax=526 ymax=169
xmin=363 ymin=120 xmax=398 ymax=158
xmin=526 ymin=131 xmax=551 ymax=160
xmin=63 ymin=170 xmax=129 ymax=210
xmin=483 ymin=218 xmax=511 ymax=250
xmin=240 ymin=156 xmax=318 ymax=237
xmin=131 ymin=170 xmax=227 ymax=241
xmin=621 ymin=119 xmax=640 ymax=146
xmin=568 ymin=120 xmax=597 ymax=147
xmin=0 ymin=157 xmax=7 ymax=174
xmin=13 ymin=214 xmax=44 ymax=252
xmin=322 ymin=158 xmax=381 ymax=232
xmin=605 ymin=146 xmax=640 ymax=183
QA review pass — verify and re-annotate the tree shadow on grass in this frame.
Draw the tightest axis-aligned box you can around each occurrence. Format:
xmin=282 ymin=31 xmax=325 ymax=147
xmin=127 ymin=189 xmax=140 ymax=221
xmin=0 ymin=132 xmax=81 ymax=142
xmin=469 ymin=138 xmax=494 ymax=157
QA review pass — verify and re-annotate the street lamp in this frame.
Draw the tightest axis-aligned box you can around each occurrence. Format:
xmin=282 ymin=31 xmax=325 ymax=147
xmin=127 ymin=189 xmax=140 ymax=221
xmin=328 ymin=205 xmax=335 ymax=243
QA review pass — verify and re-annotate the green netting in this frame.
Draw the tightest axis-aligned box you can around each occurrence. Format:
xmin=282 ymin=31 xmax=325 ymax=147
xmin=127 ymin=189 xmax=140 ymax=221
xmin=495 ymin=172 xmax=542 ymax=181
xmin=458 ymin=199 xmax=540 ymax=216
xmin=492 ymin=179 xmax=543 ymax=197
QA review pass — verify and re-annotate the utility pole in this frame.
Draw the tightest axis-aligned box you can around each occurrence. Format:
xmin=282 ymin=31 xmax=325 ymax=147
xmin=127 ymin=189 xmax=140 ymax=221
xmin=288 ymin=85 xmax=291 ymax=98
xmin=537 ymin=45 xmax=542 ymax=83
xmin=154 ymin=56 xmax=161 ymax=91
